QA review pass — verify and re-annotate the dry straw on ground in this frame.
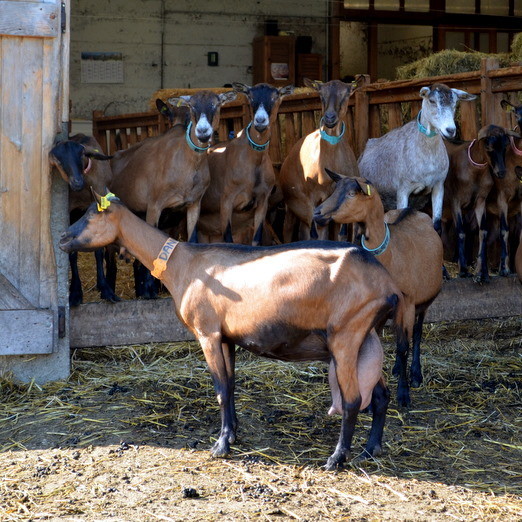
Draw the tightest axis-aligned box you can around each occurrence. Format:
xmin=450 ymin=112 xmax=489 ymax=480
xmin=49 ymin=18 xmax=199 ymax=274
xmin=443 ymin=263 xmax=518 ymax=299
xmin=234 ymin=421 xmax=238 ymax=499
xmin=0 ymin=311 xmax=520 ymax=520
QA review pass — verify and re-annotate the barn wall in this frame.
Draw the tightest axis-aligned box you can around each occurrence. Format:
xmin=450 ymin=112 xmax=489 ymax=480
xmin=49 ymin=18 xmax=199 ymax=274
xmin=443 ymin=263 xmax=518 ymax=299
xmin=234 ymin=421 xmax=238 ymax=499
xmin=70 ymin=0 xmax=328 ymax=119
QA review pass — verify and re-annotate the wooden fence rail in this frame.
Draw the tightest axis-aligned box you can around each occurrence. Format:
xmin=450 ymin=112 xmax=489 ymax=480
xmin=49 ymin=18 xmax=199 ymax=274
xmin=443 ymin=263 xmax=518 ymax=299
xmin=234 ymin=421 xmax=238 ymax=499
xmin=92 ymin=58 xmax=522 ymax=166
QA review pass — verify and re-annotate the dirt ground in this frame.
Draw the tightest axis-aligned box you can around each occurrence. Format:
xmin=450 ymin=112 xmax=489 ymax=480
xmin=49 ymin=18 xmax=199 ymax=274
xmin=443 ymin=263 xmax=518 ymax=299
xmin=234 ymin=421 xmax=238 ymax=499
xmin=1 ymin=316 xmax=521 ymax=521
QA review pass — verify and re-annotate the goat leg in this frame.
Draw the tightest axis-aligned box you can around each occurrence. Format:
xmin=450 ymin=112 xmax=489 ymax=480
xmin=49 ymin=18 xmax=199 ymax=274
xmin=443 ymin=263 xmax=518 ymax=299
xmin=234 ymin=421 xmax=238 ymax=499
xmin=409 ymin=311 xmax=425 ymax=388
xmin=325 ymin=333 xmax=363 ymax=470
xmin=200 ymin=334 xmax=237 ymax=458
xmin=498 ymin=211 xmax=510 ymax=276
xmin=394 ymin=326 xmax=411 ymax=408
xmin=68 ymin=251 xmax=83 ymax=307
xmin=95 ymin=248 xmax=120 ymax=303
xmin=362 ymin=379 xmax=390 ymax=459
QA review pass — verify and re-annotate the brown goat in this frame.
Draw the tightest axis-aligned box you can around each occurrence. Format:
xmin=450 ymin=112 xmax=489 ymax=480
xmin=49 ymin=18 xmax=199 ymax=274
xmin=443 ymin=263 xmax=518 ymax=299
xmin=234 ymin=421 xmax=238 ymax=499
xmin=314 ymin=171 xmax=443 ymax=407
xmin=59 ymin=192 xmax=404 ymax=470
xmin=278 ymin=79 xmax=358 ymax=242
xmin=49 ymin=134 xmax=116 ymax=306
xmin=199 ymin=83 xmax=294 ymax=245
xmin=109 ymin=90 xmax=237 ymax=297
xmin=443 ymin=125 xmax=515 ymax=281
xmin=484 ymin=133 xmax=522 ymax=278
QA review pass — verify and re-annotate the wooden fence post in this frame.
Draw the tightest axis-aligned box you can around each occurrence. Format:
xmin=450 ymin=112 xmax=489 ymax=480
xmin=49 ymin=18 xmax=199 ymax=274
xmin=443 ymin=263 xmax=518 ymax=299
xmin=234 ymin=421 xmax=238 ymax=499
xmin=354 ymin=74 xmax=371 ymax=157
xmin=480 ymin=57 xmax=506 ymax=127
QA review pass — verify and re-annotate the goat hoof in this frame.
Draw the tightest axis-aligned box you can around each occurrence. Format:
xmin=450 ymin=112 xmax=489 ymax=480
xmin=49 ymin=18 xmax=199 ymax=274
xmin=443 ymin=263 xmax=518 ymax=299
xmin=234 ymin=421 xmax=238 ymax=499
xmin=473 ymin=274 xmax=489 ymax=284
xmin=397 ymin=390 xmax=411 ymax=408
xmin=211 ymin=440 xmax=230 ymax=458
xmin=358 ymin=444 xmax=382 ymax=462
xmin=499 ymin=268 xmax=510 ymax=277
xmin=324 ymin=452 xmax=346 ymax=471
xmin=100 ymin=288 xmax=121 ymax=303
xmin=410 ymin=378 xmax=422 ymax=389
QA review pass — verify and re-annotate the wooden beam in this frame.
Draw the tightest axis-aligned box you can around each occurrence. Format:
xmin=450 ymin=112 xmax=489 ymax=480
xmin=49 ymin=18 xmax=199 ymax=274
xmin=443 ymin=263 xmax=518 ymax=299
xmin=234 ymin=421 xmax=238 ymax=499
xmin=0 ymin=1 xmax=59 ymax=38
xmin=70 ymin=277 xmax=522 ymax=349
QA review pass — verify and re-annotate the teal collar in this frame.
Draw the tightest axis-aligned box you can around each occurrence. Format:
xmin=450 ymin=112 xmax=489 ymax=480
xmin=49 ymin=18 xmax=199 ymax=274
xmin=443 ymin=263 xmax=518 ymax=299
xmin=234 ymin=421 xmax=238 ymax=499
xmin=361 ymin=222 xmax=390 ymax=256
xmin=185 ymin=121 xmax=210 ymax=153
xmin=320 ymin=119 xmax=345 ymax=145
xmin=246 ymin=122 xmax=270 ymax=151
xmin=417 ymin=111 xmax=437 ymax=138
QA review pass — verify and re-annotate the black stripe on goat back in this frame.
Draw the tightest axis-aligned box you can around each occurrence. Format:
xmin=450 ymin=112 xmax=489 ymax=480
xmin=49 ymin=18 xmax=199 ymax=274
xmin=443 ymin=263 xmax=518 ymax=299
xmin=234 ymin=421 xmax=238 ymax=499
xmin=388 ymin=207 xmax=416 ymax=226
xmin=188 ymin=239 xmax=383 ymax=266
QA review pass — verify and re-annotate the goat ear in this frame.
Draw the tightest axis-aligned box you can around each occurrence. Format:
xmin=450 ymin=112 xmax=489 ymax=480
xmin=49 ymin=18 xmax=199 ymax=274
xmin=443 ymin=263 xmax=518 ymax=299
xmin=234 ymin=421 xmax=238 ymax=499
xmin=452 ymin=88 xmax=476 ymax=102
xmin=515 ymin=166 xmax=522 ymax=182
xmin=354 ymin=178 xmax=373 ymax=196
xmin=156 ymin=98 xmax=174 ymax=121
xmin=90 ymin=187 xmax=102 ymax=205
xmin=232 ymin=82 xmax=250 ymax=94
xmin=279 ymin=84 xmax=294 ymax=97
xmin=304 ymin=78 xmax=322 ymax=91
xmin=219 ymin=91 xmax=238 ymax=105
xmin=167 ymin=96 xmax=190 ymax=108
xmin=324 ymin=167 xmax=343 ymax=183
xmin=501 ymin=99 xmax=515 ymax=113
xmin=419 ymin=86 xmax=431 ymax=99
xmin=507 ymin=130 xmax=521 ymax=138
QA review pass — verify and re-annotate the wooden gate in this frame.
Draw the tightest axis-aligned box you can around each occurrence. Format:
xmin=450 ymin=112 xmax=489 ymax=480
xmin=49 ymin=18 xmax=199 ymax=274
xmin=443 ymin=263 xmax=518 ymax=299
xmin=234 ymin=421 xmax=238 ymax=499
xmin=0 ymin=1 xmax=70 ymax=382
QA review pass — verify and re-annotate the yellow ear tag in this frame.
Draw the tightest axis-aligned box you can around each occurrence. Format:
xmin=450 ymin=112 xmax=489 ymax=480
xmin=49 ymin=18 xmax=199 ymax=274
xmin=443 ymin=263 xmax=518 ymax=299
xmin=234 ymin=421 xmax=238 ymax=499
xmin=97 ymin=192 xmax=117 ymax=212
xmin=177 ymin=99 xmax=182 ymax=108
xmin=366 ymin=184 xmax=371 ymax=196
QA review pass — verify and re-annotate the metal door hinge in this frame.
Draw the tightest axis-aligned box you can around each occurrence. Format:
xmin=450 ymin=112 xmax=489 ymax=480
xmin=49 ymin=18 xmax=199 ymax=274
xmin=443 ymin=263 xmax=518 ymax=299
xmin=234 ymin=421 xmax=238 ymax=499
xmin=61 ymin=3 xmax=66 ymax=33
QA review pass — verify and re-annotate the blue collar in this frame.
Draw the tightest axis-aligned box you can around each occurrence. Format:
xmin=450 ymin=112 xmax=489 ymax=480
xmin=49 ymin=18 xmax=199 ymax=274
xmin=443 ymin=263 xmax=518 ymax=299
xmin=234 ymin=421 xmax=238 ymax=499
xmin=417 ymin=111 xmax=437 ymax=138
xmin=361 ymin=222 xmax=390 ymax=256
xmin=185 ymin=121 xmax=210 ymax=153
xmin=246 ymin=122 xmax=270 ymax=151
xmin=320 ymin=119 xmax=345 ymax=145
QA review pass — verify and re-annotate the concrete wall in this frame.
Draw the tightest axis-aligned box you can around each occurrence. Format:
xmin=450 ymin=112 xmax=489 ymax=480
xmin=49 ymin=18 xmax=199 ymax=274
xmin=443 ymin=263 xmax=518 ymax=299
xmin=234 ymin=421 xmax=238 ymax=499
xmin=70 ymin=0 xmax=328 ymax=119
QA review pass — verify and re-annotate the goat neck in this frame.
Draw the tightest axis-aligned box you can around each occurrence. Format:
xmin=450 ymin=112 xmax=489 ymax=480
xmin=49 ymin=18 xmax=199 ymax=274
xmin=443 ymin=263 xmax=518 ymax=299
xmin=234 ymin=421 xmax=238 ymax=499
xmin=359 ymin=195 xmax=390 ymax=257
xmin=320 ymin=118 xmax=346 ymax=146
xmin=245 ymin=121 xmax=271 ymax=152
xmin=185 ymin=121 xmax=211 ymax=154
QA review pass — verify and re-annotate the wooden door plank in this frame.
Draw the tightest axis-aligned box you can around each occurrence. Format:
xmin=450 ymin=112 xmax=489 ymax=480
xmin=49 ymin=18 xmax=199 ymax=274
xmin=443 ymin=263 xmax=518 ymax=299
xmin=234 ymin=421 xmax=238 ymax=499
xmin=0 ymin=1 xmax=59 ymax=38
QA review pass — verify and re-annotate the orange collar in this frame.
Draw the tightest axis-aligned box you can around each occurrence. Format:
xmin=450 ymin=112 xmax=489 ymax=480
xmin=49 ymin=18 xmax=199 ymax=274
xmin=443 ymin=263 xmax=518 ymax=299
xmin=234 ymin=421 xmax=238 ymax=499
xmin=151 ymin=237 xmax=178 ymax=279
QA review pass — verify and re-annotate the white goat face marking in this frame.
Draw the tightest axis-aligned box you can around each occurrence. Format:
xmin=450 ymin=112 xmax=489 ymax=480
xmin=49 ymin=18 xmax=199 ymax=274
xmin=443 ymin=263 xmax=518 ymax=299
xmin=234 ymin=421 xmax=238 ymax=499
xmin=254 ymin=103 xmax=269 ymax=130
xmin=421 ymin=87 xmax=458 ymax=139
xmin=195 ymin=113 xmax=212 ymax=142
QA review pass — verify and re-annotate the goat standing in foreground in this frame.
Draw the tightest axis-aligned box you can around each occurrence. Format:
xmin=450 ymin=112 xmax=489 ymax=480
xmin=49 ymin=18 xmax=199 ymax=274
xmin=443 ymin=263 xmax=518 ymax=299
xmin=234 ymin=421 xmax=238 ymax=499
xmin=59 ymin=192 xmax=404 ymax=470
xmin=358 ymin=83 xmax=476 ymax=236
xmin=109 ymin=90 xmax=237 ymax=298
xmin=198 ymin=83 xmax=294 ymax=244
xmin=443 ymin=125 xmax=514 ymax=281
xmin=49 ymin=134 xmax=117 ymax=306
xmin=314 ymin=171 xmax=443 ymax=407
xmin=279 ymin=79 xmax=359 ymax=242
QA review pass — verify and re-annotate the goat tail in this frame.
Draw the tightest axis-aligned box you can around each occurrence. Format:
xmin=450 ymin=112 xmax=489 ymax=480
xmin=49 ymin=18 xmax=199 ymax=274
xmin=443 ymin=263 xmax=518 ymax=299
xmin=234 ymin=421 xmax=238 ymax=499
xmin=390 ymin=291 xmax=408 ymax=342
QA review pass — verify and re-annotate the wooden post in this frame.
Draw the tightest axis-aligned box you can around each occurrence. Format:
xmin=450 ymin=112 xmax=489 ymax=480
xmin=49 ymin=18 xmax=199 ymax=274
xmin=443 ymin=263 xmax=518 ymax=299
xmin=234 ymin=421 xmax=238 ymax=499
xmin=354 ymin=74 xmax=370 ymax=157
xmin=480 ymin=57 xmax=502 ymax=127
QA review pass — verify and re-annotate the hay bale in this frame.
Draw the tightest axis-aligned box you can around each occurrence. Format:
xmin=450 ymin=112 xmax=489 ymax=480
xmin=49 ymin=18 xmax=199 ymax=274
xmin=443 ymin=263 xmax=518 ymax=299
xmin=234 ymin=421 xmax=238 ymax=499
xmin=511 ymin=32 xmax=522 ymax=61
xmin=396 ymin=49 xmax=513 ymax=80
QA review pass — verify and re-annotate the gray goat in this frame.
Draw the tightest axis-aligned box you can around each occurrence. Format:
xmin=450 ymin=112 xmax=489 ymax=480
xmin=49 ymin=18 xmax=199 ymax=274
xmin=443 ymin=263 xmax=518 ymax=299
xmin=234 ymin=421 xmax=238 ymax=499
xmin=358 ymin=83 xmax=476 ymax=234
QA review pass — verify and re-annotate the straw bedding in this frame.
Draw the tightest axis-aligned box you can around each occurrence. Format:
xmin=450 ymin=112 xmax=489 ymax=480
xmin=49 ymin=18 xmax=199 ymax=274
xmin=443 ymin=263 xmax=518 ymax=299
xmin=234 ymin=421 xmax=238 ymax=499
xmin=0 ymin=262 xmax=521 ymax=519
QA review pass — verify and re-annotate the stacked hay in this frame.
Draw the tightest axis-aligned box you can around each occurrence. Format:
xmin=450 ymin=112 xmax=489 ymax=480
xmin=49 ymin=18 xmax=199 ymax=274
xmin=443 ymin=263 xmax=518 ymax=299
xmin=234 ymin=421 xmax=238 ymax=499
xmin=397 ymin=33 xmax=521 ymax=80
